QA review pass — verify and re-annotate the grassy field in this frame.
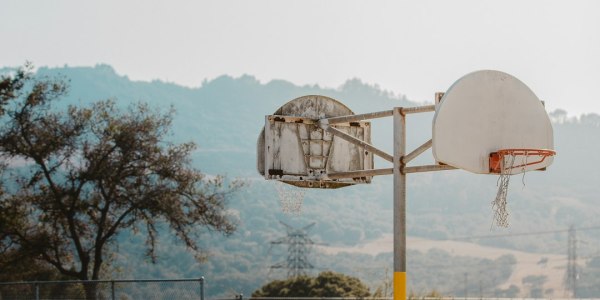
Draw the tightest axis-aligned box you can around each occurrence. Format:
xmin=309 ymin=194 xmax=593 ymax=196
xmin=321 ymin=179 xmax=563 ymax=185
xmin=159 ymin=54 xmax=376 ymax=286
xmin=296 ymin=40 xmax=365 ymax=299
xmin=319 ymin=234 xmax=568 ymax=297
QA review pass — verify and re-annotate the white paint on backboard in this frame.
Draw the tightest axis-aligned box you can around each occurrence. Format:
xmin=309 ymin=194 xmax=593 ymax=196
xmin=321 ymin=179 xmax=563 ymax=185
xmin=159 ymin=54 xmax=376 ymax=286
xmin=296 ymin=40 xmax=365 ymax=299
xmin=432 ymin=70 xmax=554 ymax=174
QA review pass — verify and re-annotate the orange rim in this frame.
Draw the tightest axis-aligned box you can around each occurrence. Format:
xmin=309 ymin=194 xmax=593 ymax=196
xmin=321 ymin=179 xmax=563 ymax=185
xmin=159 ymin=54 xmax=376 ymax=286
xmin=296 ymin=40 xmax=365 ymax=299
xmin=489 ymin=149 xmax=556 ymax=174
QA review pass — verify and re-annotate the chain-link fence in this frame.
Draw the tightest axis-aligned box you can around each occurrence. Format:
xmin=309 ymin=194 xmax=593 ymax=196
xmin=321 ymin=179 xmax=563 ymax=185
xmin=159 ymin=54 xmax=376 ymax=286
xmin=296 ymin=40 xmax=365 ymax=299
xmin=0 ymin=278 xmax=204 ymax=300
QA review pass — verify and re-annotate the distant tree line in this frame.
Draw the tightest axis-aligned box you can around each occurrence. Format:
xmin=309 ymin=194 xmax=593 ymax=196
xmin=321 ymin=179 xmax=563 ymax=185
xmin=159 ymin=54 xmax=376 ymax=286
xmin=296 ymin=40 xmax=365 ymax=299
xmin=550 ymin=109 xmax=600 ymax=126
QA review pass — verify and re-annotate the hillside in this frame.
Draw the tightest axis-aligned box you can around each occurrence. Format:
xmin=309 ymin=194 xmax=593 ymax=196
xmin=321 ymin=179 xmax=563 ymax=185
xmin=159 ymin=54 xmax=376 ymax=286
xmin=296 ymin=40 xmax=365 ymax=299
xmin=2 ymin=64 xmax=599 ymax=297
xmin=321 ymin=235 xmax=568 ymax=296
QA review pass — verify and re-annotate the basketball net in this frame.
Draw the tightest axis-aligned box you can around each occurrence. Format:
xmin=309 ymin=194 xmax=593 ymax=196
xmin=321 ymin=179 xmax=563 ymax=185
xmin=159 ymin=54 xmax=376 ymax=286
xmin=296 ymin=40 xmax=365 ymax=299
xmin=491 ymin=149 xmax=556 ymax=228
xmin=492 ymin=154 xmax=518 ymax=228
xmin=275 ymin=182 xmax=305 ymax=215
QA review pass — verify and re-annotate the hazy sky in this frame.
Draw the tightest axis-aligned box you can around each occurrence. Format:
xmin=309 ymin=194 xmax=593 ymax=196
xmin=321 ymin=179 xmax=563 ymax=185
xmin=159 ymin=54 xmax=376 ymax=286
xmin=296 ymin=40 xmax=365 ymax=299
xmin=1 ymin=0 xmax=599 ymax=115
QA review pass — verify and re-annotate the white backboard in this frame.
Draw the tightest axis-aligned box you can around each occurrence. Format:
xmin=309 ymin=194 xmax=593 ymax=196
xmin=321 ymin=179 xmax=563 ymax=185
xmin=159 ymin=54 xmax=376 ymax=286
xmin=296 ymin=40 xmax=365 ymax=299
xmin=432 ymin=70 xmax=554 ymax=174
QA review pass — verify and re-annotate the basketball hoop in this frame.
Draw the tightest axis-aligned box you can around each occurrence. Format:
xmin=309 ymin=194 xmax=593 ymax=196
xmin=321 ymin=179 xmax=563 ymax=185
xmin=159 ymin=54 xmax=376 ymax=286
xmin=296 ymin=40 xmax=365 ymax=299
xmin=489 ymin=149 xmax=556 ymax=174
xmin=275 ymin=182 xmax=306 ymax=215
xmin=489 ymin=149 xmax=556 ymax=228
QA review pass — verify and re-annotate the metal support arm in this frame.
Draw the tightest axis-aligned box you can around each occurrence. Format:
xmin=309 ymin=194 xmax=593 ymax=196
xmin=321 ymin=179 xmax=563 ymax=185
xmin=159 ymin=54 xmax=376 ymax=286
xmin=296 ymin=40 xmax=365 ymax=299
xmin=404 ymin=164 xmax=457 ymax=173
xmin=325 ymin=126 xmax=394 ymax=163
xmin=318 ymin=104 xmax=435 ymax=127
xmin=402 ymin=139 xmax=432 ymax=164
xmin=321 ymin=109 xmax=393 ymax=125
xmin=326 ymin=168 xmax=393 ymax=179
xmin=399 ymin=105 xmax=436 ymax=115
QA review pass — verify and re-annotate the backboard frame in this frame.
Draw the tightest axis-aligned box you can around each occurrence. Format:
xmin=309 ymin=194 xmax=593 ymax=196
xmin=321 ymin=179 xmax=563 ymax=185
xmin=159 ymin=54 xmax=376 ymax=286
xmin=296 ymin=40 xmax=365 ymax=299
xmin=262 ymin=114 xmax=373 ymax=188
xmin=257 ymin=95 xmax=376 ymax=189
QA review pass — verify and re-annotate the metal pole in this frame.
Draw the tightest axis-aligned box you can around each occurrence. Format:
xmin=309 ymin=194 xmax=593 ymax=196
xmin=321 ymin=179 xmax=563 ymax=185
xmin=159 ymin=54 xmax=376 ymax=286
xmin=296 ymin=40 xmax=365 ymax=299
xmin=200 ymin=277 xmax=205 ymax=300
xmin=479 ymin=272 xmax=483 ymax=300
xmin=35 ymin=282 xmax=40 ymax=300
xmin=111 ymin=280 xmax=115 ymax=300
xmin=393 ymin=107 xmax=406 ymax=300
xmin=464 ymin=272 xmax=468 ymax=299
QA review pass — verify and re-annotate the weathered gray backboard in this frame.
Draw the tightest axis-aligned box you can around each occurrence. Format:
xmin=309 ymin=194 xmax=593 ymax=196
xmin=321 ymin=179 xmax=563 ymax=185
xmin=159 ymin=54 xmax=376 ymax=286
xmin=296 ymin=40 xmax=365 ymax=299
xmin=257 ymin=95 xmax=374 ymax=188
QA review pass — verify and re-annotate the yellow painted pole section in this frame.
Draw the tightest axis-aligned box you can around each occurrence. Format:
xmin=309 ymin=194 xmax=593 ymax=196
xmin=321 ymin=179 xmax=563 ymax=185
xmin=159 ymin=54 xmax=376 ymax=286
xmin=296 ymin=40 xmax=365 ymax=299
xmin=394 ymin=272 xmax=407 ymax=300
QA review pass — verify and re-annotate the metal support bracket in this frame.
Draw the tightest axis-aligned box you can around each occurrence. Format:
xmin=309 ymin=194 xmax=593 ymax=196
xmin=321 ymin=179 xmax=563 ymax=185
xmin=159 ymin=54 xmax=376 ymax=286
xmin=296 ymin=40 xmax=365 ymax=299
xmin=325 ymin=125 xmax=394 ymax=163
xmin=327 ymin=168 xmax=393 ymax=179
xmin=402 ymin=139 xmax=432 ymax=164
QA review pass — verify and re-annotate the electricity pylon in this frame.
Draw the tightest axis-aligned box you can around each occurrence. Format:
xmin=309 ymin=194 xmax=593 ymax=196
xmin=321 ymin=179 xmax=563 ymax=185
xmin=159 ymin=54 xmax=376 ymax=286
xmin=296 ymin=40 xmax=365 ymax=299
xmin=564 ymin=225 xmax=578 ymax=298
xmin=269 ymin=221 xmax=325 ymax=278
